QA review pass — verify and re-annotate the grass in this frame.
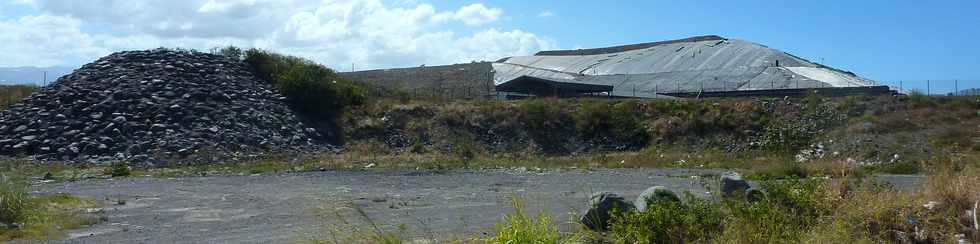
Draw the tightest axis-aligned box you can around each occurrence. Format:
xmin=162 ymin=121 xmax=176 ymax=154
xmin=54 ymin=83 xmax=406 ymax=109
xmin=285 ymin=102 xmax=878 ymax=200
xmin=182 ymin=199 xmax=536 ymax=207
xmin=307 ymin=203 xmax=410 ymax=244
xmin=594 ymin=166 xmax=979 ymax=243
xmin=0 ymin=174 xmax=104 ymax=241
xmin=486 ymin=196 xmax=574 ymax=244
xmin=610 ymin=193 xmax=723 ymax=244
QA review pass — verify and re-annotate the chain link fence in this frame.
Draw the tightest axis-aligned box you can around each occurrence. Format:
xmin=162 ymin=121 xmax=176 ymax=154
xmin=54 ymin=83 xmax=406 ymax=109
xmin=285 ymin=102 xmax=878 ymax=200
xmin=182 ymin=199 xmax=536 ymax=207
xmin=879 ymin=80 xmax=980 ymax=96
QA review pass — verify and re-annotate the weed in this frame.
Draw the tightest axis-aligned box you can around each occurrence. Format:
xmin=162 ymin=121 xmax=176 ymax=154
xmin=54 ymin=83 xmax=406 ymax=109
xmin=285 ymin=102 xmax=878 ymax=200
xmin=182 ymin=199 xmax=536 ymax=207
xmin=487 ymin=196 xmax=575 ymax=244
xmin=0 ymin=174 xmax=29 ymax=228
xmin=609 ymin=193 xmax=724 ymax=244
xmin=306 ymin=202 xmax=415 ymax=244
xmin=108 ymin=161 xmax=131 ymax=177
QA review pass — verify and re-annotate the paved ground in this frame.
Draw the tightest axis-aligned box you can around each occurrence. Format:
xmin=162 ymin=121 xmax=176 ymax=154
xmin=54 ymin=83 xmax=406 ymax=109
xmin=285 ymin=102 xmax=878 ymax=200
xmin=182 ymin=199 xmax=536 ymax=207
xmin=28 ymin=168 xmax=925 ymax=244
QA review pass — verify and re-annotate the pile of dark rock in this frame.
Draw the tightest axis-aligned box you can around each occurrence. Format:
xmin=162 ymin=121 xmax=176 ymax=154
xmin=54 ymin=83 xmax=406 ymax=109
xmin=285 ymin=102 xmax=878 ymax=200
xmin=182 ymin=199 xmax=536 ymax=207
xmin=0 ymin=49 xmax=326 ymax=164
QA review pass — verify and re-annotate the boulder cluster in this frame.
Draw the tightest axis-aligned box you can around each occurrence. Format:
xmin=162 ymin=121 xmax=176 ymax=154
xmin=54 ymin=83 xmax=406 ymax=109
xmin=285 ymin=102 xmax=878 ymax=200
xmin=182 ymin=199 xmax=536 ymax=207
xmin=0 ymin=49 xmax=325 ymax=164
xmin=580 ymin=171 xmax=759 ymax=231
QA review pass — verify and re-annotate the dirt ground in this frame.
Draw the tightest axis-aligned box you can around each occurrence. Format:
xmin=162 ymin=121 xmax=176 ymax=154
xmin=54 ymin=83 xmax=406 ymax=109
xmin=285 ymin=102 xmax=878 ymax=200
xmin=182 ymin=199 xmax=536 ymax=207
xmin=27 ymin=169 xmax=924 ymax=243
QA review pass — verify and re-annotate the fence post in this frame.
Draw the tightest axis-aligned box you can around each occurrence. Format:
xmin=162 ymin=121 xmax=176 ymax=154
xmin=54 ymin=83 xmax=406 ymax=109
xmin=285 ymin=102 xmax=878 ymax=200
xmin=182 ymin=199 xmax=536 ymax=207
xmin=954 ymin=80 xmax=958 ymax=96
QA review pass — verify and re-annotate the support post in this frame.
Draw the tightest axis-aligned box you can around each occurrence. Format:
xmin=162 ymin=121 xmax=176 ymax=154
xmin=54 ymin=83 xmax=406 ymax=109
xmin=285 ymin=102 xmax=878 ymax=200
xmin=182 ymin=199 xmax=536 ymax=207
xmin=954 ymin=80 xmax=959 ymax=96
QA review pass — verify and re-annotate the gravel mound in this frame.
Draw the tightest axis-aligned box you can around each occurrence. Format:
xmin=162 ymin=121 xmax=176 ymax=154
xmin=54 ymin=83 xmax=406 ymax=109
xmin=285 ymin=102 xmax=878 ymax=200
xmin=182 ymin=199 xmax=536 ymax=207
xmin=0 ymin=49 xmax=326 ymax=163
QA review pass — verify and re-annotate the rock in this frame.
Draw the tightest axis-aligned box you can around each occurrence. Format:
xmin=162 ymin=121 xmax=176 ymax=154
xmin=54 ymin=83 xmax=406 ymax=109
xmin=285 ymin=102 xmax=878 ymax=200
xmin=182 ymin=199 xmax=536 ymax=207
xmin=150 ymin=124 xmax=167 ymax=131
xmin=581 ymin=192 xmax=635 ymax=231
xmin=720 ymin=171 xmax=750 ymax=197
xmin=635 ymin=186 xmax=680 ymax=212
xmin=12 ymin=141 xmax=29 ymax=149
xmin=0 ymin=49 xmax=326 ymax=163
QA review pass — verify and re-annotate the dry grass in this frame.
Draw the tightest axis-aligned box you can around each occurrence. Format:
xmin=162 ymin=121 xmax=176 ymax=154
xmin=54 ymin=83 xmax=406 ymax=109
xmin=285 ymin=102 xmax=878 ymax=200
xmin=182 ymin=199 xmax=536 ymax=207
xmin=0 ymin=85 xmax=37 ymax=110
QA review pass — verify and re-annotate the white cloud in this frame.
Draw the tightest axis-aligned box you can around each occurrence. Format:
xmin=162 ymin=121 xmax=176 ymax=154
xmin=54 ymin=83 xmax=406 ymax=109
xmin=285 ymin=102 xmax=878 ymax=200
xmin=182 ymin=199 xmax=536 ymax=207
xmin=0 ymin=15 xmax=106 ymax=67
xmin=537 ymin=10 xmax=555 ymax=18
xmin=1 ymin=0 xmax=555 ymax=70
xmin=198 ymin=0 xmax=258 ymax=14
xmin=452 ymin=3 xmax=501 ymax=26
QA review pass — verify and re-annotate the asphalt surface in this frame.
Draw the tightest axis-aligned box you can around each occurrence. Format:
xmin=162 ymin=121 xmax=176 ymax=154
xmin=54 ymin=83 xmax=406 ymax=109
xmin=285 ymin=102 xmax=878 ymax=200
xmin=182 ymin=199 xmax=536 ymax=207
xmin=28 ymin=169 xmax=925 ymax=244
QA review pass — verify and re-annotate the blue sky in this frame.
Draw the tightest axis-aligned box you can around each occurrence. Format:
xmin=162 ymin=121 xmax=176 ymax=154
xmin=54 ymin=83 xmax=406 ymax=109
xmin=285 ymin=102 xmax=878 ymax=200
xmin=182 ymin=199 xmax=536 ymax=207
xmin=1 ymin=0 xmax=978 ymax=89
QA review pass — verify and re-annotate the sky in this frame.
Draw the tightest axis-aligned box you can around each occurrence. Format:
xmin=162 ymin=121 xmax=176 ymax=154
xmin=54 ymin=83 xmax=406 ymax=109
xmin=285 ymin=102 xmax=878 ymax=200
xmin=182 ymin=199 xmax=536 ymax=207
xmin=1 ymin=0 xmax=978 ymax=87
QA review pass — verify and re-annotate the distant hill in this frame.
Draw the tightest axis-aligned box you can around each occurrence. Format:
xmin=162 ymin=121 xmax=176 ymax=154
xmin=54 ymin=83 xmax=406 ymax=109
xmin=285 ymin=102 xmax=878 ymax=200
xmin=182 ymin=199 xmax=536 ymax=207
xmin=0 ymin=66 xmax=76 ymax=85
xmin=949 ymin=88 xmax=980 ymax=96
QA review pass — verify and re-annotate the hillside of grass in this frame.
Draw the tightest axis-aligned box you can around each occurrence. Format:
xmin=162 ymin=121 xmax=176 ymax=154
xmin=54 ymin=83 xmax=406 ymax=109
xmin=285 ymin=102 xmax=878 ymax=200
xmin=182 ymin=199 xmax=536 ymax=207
xmin=342 ymin=94 xmax=980 ymax=175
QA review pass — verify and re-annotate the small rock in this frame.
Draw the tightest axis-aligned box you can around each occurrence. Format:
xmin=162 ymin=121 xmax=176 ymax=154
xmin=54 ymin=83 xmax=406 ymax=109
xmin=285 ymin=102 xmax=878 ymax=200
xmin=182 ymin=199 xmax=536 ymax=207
xmin=150 ymin=124 xmax=167 ymax=131
xmin=923 ymin=201 xmax=939 ymax=210
xmin=581 ymin=192 xmax=635 ymax=231
xmin=720 ymin=171 xmax=750 ymax=197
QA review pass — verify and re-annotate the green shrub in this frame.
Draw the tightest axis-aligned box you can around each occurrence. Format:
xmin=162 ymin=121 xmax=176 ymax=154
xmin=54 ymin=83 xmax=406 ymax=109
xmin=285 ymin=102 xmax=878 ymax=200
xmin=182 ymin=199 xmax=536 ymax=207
xmin=241 ymin=48 xmax=366 ymax=120
xmin=718 ymin=178 xmax=832 ymax=242
xmin=408 ymin=142 xmax=426 ymax=154
xmin=573 ymin=100 xmax=649 ymax=149
xmin=518 ymin=98 xmax=571 ymax=153
xmin=214 ymin=46 xmax=243 ymax=60
xmin=609 ymin=100 xmax=651 ymax=148
xmin=573 ymin=101 xmax=611 ymax=137
xmin=610 ymin=193 xmax=724 ymax=244
xmin=108 ymin=162 xmax=131 ymax=177
xmin=760 ymin=179 xmax=830 ymax=220
xmin=907 ymin=91 xmax=938 ymax=108
xmin=487 ymin=196 xmax=565 ymax=244
xmin=0 ymin=175 xmax=29 ymax=227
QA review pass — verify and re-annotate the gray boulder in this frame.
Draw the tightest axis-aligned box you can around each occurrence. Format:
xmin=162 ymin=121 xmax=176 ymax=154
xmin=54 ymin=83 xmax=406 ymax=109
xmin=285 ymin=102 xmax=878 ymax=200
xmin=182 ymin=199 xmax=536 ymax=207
xmin=581 ymin=192 xmax=635 ymax=231
xmin=635 ymin=186 xmax=680 ymax=212
xmin=720 ymin=171 xmax=750 ymax=197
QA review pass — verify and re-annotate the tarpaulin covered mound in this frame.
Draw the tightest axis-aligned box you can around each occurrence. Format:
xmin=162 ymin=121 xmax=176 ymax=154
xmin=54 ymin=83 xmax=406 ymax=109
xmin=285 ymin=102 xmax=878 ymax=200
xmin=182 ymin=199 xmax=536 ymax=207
xmin=0 ymin=49 xmax=326 ymax=163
